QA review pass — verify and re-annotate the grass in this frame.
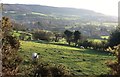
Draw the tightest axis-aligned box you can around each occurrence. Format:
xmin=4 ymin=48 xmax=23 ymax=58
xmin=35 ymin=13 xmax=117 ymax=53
xmin=19 ymin=41 xmax=116 ymax=75
xmin=31 ymin=12 xmax=48 ymax=16
xmin=13 ymin=32 xmax=21 ymax=38
xmin=101 ymin=36 xmax=109 ymax=39
xmin=13 ymin=31 xmax=32 ymax=40
xmin=88 ymin=38 xmax=107 ymax=43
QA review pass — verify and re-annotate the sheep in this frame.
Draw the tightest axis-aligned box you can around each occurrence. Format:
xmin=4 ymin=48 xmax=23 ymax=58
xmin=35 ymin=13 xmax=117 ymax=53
xmin=32 ymin=52 xmax=39 ymax=61
xmin=80 ymin=46 xmax=84 ymax=49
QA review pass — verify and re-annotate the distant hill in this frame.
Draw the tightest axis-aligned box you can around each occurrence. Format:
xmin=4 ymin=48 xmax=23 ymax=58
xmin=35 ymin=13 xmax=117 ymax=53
xmin=2 ymin=4 xmax=117 ymax=36
xmin=3 ymin=4 xmax=117 ymax=22
xmin=4 ymin=4 xmax=104 ymax=16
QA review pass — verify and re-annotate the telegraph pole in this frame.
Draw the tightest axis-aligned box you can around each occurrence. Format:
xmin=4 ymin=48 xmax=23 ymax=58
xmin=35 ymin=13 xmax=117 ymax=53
xmin=0 ymin=2 xmax=3 ymax=77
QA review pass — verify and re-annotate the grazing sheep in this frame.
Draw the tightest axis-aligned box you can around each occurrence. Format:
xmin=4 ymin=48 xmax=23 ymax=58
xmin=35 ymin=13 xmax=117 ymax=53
xmin=32 ymin=53 xmax=39 ymax=61
xmin=90 ymin=47 xmax=93 ymax=49
xmin=80 ymin=46 xmax=84 ymax=49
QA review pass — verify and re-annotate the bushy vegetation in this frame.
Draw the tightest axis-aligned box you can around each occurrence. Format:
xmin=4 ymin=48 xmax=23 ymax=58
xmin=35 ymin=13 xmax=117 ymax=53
xmin=1 ymin=17 xmax=22 ymax=76
xmin=107 ymin=44 xmax=120 ymax=75
xmin=28 ymin=63 xmax=72 ymax=77
xmin=78 ymin=39 xmax=108 ymax=51
xmin=108 ymin=29 xmax=120 ymax=48
xmin=19 ymin=55 xmax=72 ymax=77
xmin=32 ymin=30 xmax=54 ymax=41
xmin=106 ymin=27 xmax=120 ymax=75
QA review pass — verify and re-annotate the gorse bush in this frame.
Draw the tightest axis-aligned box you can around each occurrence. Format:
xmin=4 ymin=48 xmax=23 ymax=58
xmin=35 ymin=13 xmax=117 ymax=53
xmin=19 ymin=61 xmax=72 ymax=77
xmin=107 ymin=44 xmax=120 ymax=75
xmin=1 ymin=17 xmax=22 ymax=76
xmin=106 ymin=27 xmax=120 ymax=75
xmin=28 ymin=63 xmax=72 ymax=77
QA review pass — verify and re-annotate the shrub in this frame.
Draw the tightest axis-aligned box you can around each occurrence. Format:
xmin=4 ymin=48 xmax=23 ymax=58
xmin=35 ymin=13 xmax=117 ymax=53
xmin=107 ymin=44 xmax=120 ymax=75
xmin=108 ymin=29 xmax=120 ymax=48
xmin=24 ymin=62 xmax=72 ymax=77
xmin=1 ymin=17 xmax=22 ymax=76
xmin=34 ymin=63 xmax=72 ymax=77
xmin=33 ymin=30 xmax=54 ymax=41
xmin=78 ymin=40 xmax=108 ymax=51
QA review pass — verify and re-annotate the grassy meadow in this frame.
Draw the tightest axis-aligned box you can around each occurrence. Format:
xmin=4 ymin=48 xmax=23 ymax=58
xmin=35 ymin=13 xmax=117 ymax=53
xmin=18 ymin=40 xmax=116 ymax=75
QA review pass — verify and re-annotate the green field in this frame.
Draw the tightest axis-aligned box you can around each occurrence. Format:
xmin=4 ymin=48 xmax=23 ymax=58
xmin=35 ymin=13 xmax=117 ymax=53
xmin=101 ymin=36 xmax=109 ymax=39
xmin=19 ymin=41 xmax=115 ymax=75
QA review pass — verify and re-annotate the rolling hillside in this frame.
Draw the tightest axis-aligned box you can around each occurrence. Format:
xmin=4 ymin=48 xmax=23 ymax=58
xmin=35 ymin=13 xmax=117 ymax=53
xmin=19 ymin=41 xmax=115 ymax=75
xmin=3 ymin=4 xmax=117 ymax=22
xmin=2 ymin=4 xmax=117 ymax=37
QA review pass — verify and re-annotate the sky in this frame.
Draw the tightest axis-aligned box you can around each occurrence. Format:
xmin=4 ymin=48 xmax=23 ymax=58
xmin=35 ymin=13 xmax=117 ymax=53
xmin=0 ymin=0 xmax=120 ymax=16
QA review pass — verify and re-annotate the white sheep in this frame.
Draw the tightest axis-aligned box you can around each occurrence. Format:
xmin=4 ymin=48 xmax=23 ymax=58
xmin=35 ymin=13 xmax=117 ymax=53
xmin=32 ymin=52 xmax=39 ymax=61
xmin=80 ymin=46 xmax=84 ymax=49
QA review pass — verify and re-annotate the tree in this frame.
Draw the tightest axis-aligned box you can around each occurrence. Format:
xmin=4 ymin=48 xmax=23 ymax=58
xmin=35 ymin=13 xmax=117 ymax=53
xmin=1 ymin=17 xmax=22 ymax=76
xmin=108 ymin=29 xmax=120 ymax=48
xmin=64 ymin=30 xmax=73 ymax=45
xmin=54 ymin=32 xmax=61 ymax=42
xmin=74 ymin=31 xmax=81 ymax=46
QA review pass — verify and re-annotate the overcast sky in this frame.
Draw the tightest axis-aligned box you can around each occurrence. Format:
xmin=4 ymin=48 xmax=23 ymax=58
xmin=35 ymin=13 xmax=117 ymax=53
xmin=1 ymin=0 xmax=120 ymax=16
